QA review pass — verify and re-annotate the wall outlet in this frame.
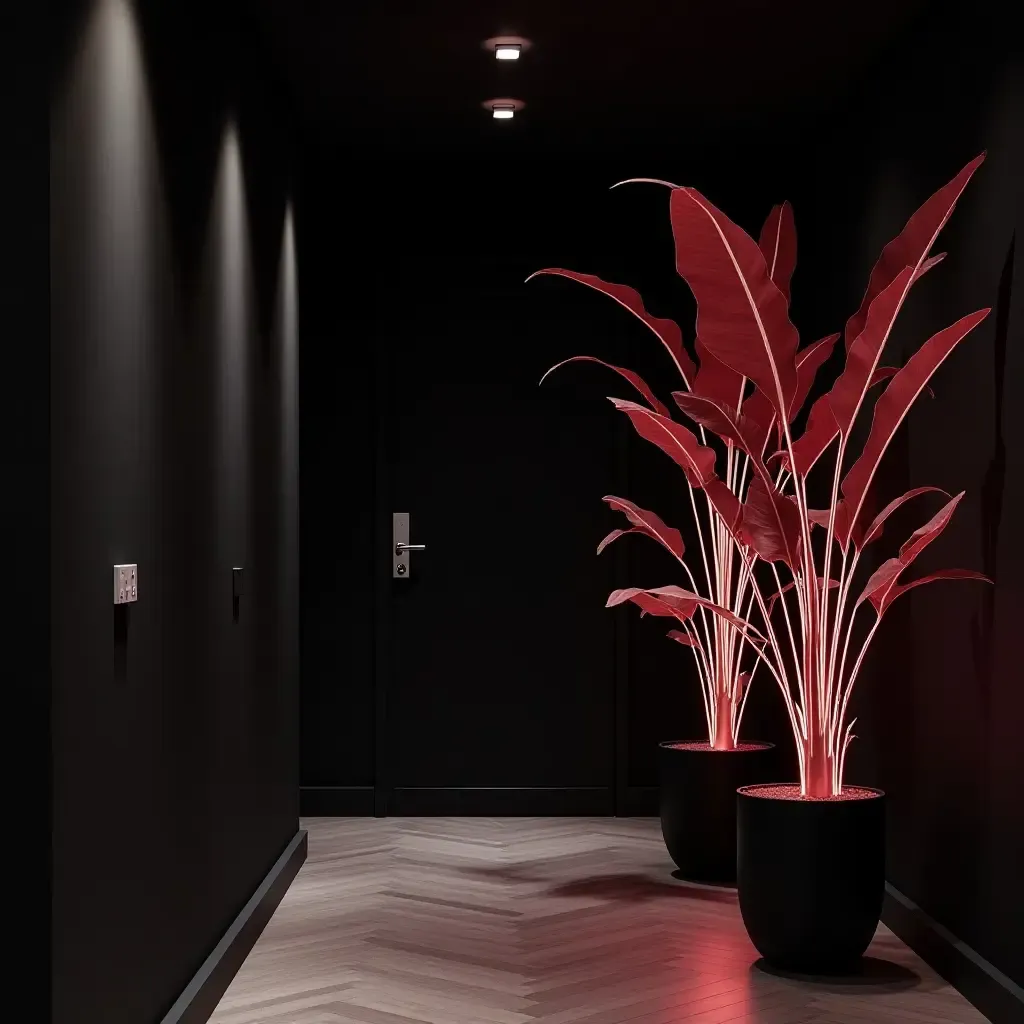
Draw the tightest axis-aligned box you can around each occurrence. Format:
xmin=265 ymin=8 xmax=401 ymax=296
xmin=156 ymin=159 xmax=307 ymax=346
xmin=113 ymin=564 xmax=138 ymax=605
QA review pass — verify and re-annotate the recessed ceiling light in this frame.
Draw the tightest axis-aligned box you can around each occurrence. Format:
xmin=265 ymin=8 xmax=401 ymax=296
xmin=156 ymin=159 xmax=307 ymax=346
xmin=495 ymin=44 xmax=521 ymax=61
xmin=482 ymin=97 xmax=525 ymax=119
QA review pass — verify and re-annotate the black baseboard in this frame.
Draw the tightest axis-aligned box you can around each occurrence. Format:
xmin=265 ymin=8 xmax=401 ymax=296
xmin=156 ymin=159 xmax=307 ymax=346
xmin=301 ymin=785 xmax=375 ymax=816
xmin=159 ymin=829 xmax=308 ymax=1024
xmin=390 ymin=786 xmax=614 ymax=815
xmin=882 ymin=883 xmax=1023 ymax=1024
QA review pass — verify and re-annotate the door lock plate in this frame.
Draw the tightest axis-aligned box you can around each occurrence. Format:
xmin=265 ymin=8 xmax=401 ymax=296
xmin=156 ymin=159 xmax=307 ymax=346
xmin=393 ymin=513 xmax=410 ymax=578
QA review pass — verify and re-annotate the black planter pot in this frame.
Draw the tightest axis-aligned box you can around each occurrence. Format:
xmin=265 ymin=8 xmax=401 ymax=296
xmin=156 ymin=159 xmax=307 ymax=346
xmin=659 ymin=741 xmax=776 ymax=885
xmin=737 ymin=784 xmax=886 ymax=972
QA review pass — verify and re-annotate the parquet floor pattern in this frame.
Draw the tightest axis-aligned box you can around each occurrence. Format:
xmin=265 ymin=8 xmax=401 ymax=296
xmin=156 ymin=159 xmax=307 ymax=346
xmin=209 ymin=818 xmax=988 ymax=1024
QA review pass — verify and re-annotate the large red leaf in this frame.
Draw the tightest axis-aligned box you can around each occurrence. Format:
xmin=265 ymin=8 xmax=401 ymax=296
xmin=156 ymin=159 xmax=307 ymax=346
xmin=667 ymin=629 xmax=703 ymax=650
xmin=791 ymin=333 xmax=840 ymax=421
xmin=869 ymin=366 xmax=934 ymax=398
xmin=738 ymin=476 xmax=803 ymax=568
xmin=785 ymin=393 xmax=840 ymax=475
xmin=828 ymin=267 xmax=917 ymax=434
xmin=807 ymin=501 xmax=861 ymax=549
xmin=877 ymin=569 xmax=991 ymax=614
xmin=528 ymin=269 xmax=697 ymax=383
xmin=596 ymin=528 xmax=634 ymax=555
xmin=603 ymin=496 xmax=685 ymax=560
xmin=669 ymin=188 xmax=800 ymax=423
xmin=758 ymin=202 xmax=797 ymax=302
xmin=841 ymin=309 xmax=990 ymax=529
xmin=753 ymin=335 xmax=839 ymax=461
xmin=607 ymin=586 xmax=760 ymax=636
xmin=845 ymin=154 xmax=985 ymax=345
xmin=857 ymin=492 xmax=981 ymax=614
xmin=859 ymin=486 xmax=949 ymax=548
xmin=610 ymin=398 xmax=744 ymax=529
xmin=672 ymin=392 xmax=762 ymax=455
xmin=693 ymin=335 xmax=745 ymax=413
xmin=609 ymin=398 xmax=716 ymax=484
xmin=541 ymin=356 xmax=671 ymax=417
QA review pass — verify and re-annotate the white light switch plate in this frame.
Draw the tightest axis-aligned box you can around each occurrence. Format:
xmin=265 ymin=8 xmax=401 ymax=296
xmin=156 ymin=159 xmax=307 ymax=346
xmin=113 ymin=564 xmax=138 ymax=605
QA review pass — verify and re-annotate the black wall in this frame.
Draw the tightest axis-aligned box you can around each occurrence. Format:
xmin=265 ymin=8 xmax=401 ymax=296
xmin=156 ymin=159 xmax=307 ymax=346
xmin=792 ymin=0 xmax=1024 ymax=995
xmin=50 ymin=2 xmax=299 ymax=1021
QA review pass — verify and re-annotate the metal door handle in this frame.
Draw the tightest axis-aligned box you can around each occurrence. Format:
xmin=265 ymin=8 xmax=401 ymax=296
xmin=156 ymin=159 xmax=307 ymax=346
xmin=393 ymin=513 xmax=426 ymax=578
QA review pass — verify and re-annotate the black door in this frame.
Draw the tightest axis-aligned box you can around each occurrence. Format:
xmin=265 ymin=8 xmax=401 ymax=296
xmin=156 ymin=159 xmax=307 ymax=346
xmin=300 ymin=156 xmax=725 ymax=816
xmin=373 ymin=165 xmax=624 ymax=815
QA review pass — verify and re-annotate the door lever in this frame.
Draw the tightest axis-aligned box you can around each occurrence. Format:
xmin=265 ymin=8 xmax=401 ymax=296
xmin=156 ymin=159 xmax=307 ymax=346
xmin=393 ymin=513 xmax=426 ymax=578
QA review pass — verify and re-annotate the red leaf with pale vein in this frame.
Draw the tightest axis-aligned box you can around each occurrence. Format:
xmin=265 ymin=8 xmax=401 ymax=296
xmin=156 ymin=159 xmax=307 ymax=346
xmin=609 ymin=397 xmax=717 ymax=486
xmin=667 ymin=629 xmax=702 ymax=649
xmin=786 ymin=393 xmax=840 ymax=474
xmin=898 ymin=492 xmax=964 ymax=564
xmin=767 ymin=577 xmax=839 ymax=617
xmin=693 ymin=335 xmax=745 ymax=413
xmin=869 ymin=366 xmax=934 ymax=398
xmin=596 ymin=528 xmax=635 ymax=555
xmin=859 ymin=486 xmax=950 ymax=548
xmin=791 ymin=333 xmax=840 ymax=421
xmin=672 ymin=391 xmax=761 ymax=455
xmin=755 ymin=335 xmax=840 ymax=459
xmin=880 ymin=569 xmax=992 ymax=614
xmin=607 ymin=587 xmax=696 ymax=622
xmin=738 ymin=477 xmax=803 ymax=568
xmin=705 ymin=479 xmax=744 ymax=532
xmin=807 ymin=508 xmax=831 ymax=529
xmin=807 ymin=501 xmax=865 ymax=550
xmin=603 ymin=496 xmax=685 ymax=560
xmin=528 ymin=269 xmax=697 ymax=383
xmin=669 ymin=187 xmax=800 ymax=424
xmin=758 ymin=202 xmax=797 ymax=302
xmin=845 ymin=153 xmax=985 ymax=346
xmin=611 ymin=398 xmax=744 ymax=532
xmin=828 ymin=267 xmax=917 ymax=433
xmin=541 ymin=356 xmax=671 ymax=417
xmin=857 ymin=492 xmax=988 ymax=614
xmin=915 ymin=252 xmax=947 ymax=281
xmin=741 ymin=387 xmax=776 ymax=456
xmin=842 ymin=309 xmax=990 ymax=530
xmin=608 ymin=585 xmax=761 ymax=636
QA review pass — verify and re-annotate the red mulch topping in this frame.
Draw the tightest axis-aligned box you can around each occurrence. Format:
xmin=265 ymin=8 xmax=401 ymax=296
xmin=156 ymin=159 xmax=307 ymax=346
xmin=740 ymin=784 xmax=882 ymax=801
xmin=664 ymin=742 xmax=773 ymax=752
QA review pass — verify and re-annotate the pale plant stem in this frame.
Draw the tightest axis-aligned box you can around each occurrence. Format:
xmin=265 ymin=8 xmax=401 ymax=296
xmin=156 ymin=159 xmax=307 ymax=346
xmin=685 ymin=484 xmax=717 ymax=661
xmin=825 ymin=543 xmax=850 ymax=733
xmin=834 ymin=613 xmax=883 ymax=753
xmin=678 ymin=544 xmax=716 ymax=669
xmin=770 ymin=561 xmax=804 ymax=703
xmin=830 ymin=543 xmax=865 ymax=745
xmin=818 ymin=438 xmax=845 ymax=758
xmin=683 ymin=620 xmax=715 ymax=743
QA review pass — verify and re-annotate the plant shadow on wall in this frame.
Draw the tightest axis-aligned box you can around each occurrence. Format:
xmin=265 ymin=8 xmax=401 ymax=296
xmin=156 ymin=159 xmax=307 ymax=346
xmin=534 ymin=155 xmax=992 ymax=972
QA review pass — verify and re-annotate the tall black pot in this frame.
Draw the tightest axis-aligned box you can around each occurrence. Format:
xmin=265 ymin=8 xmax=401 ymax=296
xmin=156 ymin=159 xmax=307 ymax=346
xmin=659 ymin=741 xmax=776 ymax=885
xmin=737 ymin=784 xmax=886 ymax=972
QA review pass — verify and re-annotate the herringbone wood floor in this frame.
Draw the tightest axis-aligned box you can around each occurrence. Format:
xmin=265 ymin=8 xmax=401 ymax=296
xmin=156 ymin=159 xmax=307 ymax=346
xmin=209 ymin=818 xmax=988 ymax=1023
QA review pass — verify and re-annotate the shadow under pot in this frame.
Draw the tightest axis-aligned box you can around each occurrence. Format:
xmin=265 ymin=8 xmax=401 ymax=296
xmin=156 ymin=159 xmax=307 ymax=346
xmin=659 ymin=741 xmax=776 ymax=886
xmin=737 ymin=784 xmax=886 ymax=973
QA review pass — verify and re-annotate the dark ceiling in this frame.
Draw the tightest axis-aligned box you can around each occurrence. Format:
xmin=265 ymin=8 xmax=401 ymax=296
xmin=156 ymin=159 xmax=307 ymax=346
xmin=252 ymin=0 xmax=930 ymax=154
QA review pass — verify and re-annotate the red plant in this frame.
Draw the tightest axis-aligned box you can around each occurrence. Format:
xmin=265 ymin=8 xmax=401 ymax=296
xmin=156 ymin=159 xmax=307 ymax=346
xmin=533 ymin=155 xmax=992 ymax=794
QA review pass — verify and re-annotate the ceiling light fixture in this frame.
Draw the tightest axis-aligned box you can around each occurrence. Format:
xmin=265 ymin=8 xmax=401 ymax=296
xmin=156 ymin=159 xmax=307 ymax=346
xmin=492 ymin=104 xmax=515 ymax=120
xmin=495 ymin=44 xmax=521 ymax=60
